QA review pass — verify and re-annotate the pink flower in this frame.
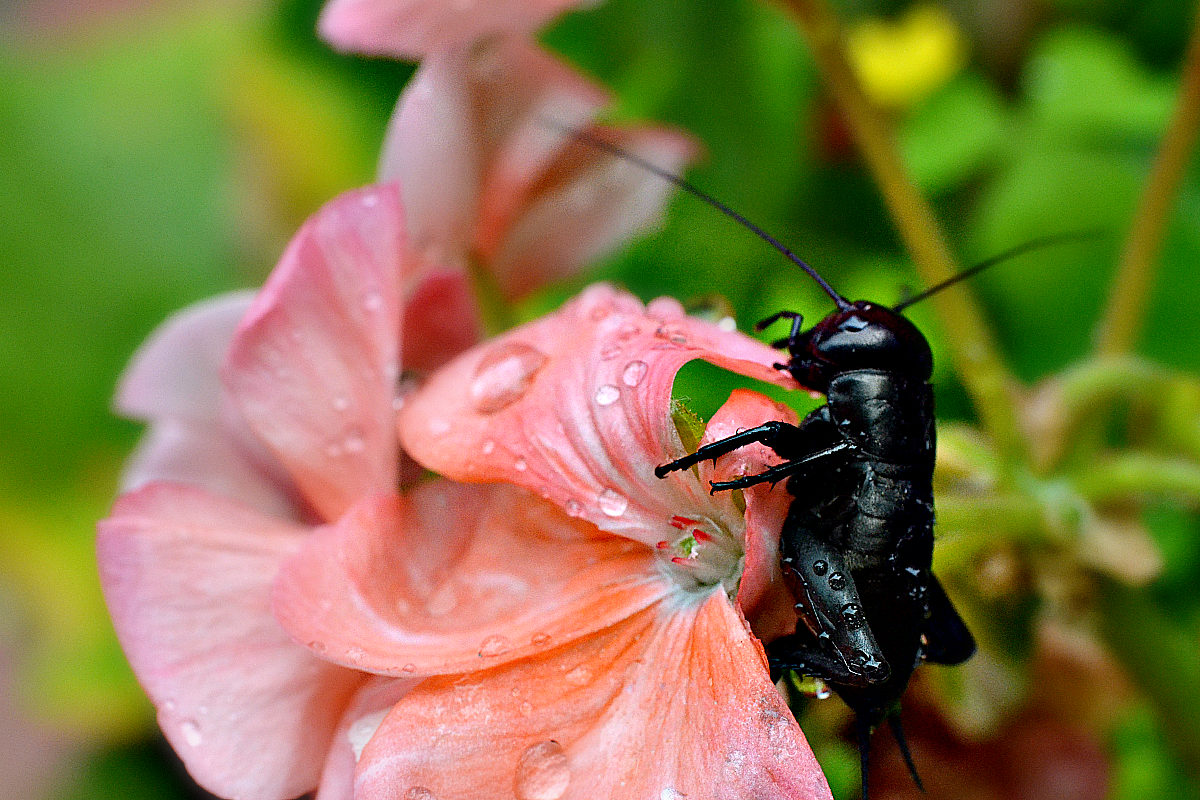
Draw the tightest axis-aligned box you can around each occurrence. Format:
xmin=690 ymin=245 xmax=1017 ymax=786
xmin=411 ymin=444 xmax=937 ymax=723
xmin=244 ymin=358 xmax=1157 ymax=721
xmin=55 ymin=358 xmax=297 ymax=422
xmin=272 ymin=284 xmax=833 ymax=798
xmin=319 ymin=0 xmax=584 ymax=60
xmin=98 ymin=37 xmax=697 ymax=800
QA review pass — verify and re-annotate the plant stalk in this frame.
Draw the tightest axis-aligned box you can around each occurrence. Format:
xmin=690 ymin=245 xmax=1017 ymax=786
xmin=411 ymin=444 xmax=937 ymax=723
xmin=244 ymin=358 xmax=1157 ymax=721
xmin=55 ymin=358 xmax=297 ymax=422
xmin=773 ymin=0 xmax=1026 ymax=464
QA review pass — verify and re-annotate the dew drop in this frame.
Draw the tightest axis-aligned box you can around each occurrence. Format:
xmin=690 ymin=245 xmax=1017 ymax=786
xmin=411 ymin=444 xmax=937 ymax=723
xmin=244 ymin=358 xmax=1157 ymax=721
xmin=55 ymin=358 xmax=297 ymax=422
xmin=343 ymin=433 xmax=366 ymax=454
xmin=841 ymin=603 xmax=865 ymax=629
xmin=469 ymin=342 xmax=548 ymax=414
xmin=594 ymin=384 xmax=620 ymax=406
xmin=827 ymin=572 xmax=846 ymax=591
xmin=401 ymin=663 xmax=416 ymax=674
xmin=564 ymin=665 xmax=593 ymax=686
xmin=308 ymin=640 xmax=328 ymax=654
xmin=180 ymin=720 xmax=202 ymax=747
xmin=599 ymin=345 xmax=622 ymax=360
xmin=482 ymin=439 xmax=496 ymax=455
xmin=660 ymin=789 xmax=687 ymax=800
xmin=363 ymin=292 xmax=383 ymax=312
xmin=429 ymin=418 xmax=451 ymax=436
xmin=332 ymin=396 xmax=350 ymax=412
xmin=514 ymin=741 xmax=570 ymax=800
xmin=479 ymin=635 xmax=511 ymax=658
xmin=621 ymin=360 xmax=648 ymax=387
xmin=531 ymin=632 xmax=552 ymax=647
xmin=597 ymin=489 xmax=628 ymax=517
xmin=404 ymin=788 xmax=438 ymax=800
xmin=514 ymin=457 xmax=528 ymax=472
xmin=426 ymin=583 xmax=457 ymax=616
xmin=519 ymin=701 xmax=534 ymax=716
xmin=617 ymin=324 xmax=641 ymax=341
xmin=564 ymin=499 xmax=583 ymax=517
xmin=811 ymin=560 xmax=828 ymax=576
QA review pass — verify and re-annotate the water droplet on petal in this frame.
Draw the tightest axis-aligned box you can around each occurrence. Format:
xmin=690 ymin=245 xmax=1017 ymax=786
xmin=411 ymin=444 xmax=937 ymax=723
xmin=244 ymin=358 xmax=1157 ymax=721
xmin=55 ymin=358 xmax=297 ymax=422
xmin=479 ymin=635 xmax=511 ymax=658
xmin=599 ymin=345 xmax=621 ymax=360
xmin=426 ymin=583 xmax=457 ymax=616
xmin=564 ymin=665 xmax=593 ymax=686
xmin=429 ymin=418 xmax=451 ymax=436
xmin=482 ymin=440 xmax=496 ymax=455
xmin=519 ymin=701 xmax=534 ymax=716
xmin=514 ymin=741 xmax=570 ymax=800
xmin=332 ymin=396 xmax=350 ymax=412
xmin=180 ymin=720 xmax=202 ymax=747
xmin=564 ymin=499 xmax=583 ymax=517
xmin=597 ymin=489 xmax=628 ymax=517
xmin=404 ymin=788 xmax=438 ymax=800
xmin=594 ymin=384 xmax=620 ymax=406
xmin=531 ymin=632 xmax=552 ymax=647
xmin=621 ymin=360 xmax=648 ymax=387
xmin=363 ymin=292 xmax=383 ymax=312
xmin=827 ymin=572 xmax=846 ymax=591
xmin=617 ymin=324 xmax=641 ymax=341
xmin=470 ymin=342 xmax=548 ymax=414
xmin=660 ymin=789 xmax=686 ymax=800
xmin=514 ymin=457 xmax=528 ymax=472
xmin=308 ymin=640 xmax=328 ymax=654
xmin=401 ymin=663 xmax=416 ymax=674
xmin=344 ymin=433 xmax=366 ymax=454
xmin=811 ymin=560 xmax=828 ymax=576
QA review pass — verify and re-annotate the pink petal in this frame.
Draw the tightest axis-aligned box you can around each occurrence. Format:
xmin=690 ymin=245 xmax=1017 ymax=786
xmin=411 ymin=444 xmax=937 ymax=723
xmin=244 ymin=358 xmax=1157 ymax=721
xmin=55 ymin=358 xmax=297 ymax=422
xmin=378 ymin=39 xmax=606 ymax=283
xmin=97 ymin=484 xmax=362 ymax=800
xmin=319 ymin=0 xmax=581 ymax=60
xmin=117 ymin=291 xmax=254 ymax=421
xmin=316 ymin=677 xmax=417 ymax=800
xmin=702 ymin=389 xmax=801 ymax=643
xmin=397 ymin=284 xmax=796 ymax=549
xmin=356 ymin=593 xmax=832 ymax=799
xmin=400 ymin=267 xmax=483 ymax=375
xmin=273 ymin=483 xmax=668 ymax=677
xmin=225 ymin=183 xmax=411 ymax=522
xmin=116 ymin=291 xmax=302 ymax=520
xmin=483 ymin=124 xmax=699 ymax=299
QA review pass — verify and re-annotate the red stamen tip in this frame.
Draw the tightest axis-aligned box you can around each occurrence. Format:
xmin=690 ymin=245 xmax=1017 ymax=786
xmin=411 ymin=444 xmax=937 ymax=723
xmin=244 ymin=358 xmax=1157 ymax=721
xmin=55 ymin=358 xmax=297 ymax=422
xmin=669 ymin=515 xmax=698 ymax=529
xmin=691 ymin=528 xmax=712 ymax=542
xmin=656 ymin=541 xmax=670 ymax=549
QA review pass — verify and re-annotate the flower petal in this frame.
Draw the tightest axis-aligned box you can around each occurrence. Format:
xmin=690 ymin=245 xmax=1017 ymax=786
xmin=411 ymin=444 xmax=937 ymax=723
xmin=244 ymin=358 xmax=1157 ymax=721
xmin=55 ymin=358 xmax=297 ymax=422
xmin=355 ymin=593 xmax=832 ymax=799
xmin=397 ymin=284 xmax=796 ymax=549
xmin=378 ymin=38 xmax=607 ymax=289
xmin=319 ymin=0 xmax=580 ymax=60
xmin=273 ymin=483 xmax=668 ymax=677
xmin=702 ymin=388 xmax=801 ymax=642
xmin=115 ymin=292 xmax=302 ymax=518
xmin=225 ymin=183 xmax=411 ymax=522
xmin=484 ymin=124 xmax=698 ymax=299
xmin=116 ymin=291 xmax=254 ymax=422
xmin=316 ymin=677 xmax=418 ymax=800
xmin=97 ymin=484 xmax=362 ymax=800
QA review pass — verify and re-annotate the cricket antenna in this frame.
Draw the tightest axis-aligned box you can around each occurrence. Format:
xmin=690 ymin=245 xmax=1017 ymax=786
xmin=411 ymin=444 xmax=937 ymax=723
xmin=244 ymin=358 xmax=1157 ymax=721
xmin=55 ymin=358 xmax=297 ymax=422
xmin=542 ymin=118 xmax=851 ymax=311
xmin=893 ymin=230 xmax=1101 ymax=312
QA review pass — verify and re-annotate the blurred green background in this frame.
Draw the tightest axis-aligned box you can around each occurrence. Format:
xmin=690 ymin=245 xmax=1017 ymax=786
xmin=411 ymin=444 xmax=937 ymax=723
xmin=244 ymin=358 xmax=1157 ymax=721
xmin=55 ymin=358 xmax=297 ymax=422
xmin=1 ymin=0 xmax=1199 ymax=797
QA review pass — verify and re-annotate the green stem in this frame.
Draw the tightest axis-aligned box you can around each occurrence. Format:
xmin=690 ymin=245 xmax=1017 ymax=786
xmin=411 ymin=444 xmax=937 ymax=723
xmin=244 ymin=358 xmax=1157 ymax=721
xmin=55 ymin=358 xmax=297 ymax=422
xmin=1096 ymin=10 xmax=1200 ymax=356
xmin=772 ymin=0 xmax=1026 ymax=466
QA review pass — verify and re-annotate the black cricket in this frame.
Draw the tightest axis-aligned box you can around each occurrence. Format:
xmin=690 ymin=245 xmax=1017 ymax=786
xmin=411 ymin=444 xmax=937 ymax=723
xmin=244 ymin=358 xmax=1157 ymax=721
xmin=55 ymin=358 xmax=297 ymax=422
xmin=549 ymin=123 xmax=1086 ymax=798
xmin=656 ymin=289 xmax=976 ymax=798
